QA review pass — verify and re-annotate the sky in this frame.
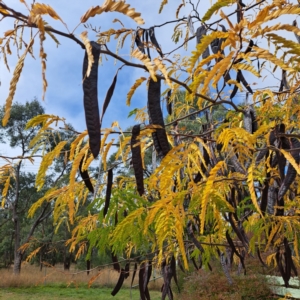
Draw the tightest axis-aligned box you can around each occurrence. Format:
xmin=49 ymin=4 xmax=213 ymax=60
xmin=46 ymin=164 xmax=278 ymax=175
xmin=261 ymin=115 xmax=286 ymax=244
xmin=0 ymin=0 xmax=204 ymax=171
xmin=0 ymin=0 xmax=299 ymax=172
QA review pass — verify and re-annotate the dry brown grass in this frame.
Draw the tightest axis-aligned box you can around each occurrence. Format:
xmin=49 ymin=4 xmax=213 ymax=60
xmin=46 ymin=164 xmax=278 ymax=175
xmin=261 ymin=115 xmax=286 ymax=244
xmin=0 ymin=263 xmax=163 ymax=290
xmin=177 ymin=257 xmax=278 ymax=300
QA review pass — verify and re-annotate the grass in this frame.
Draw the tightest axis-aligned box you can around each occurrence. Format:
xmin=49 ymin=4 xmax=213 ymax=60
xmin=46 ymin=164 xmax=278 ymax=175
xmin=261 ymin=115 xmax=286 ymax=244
xmin=0 ymin=264 xmax=163 ymax=299
xmin=0 ymin=286 xmax=162 ymax=300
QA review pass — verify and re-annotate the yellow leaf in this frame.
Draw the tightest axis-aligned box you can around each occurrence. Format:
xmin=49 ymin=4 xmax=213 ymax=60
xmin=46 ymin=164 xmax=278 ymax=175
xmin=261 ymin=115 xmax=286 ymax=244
xmin=81 ymin=0 xmax=144 ymax=25
xmin=36 ymin=141 xmax=67 ymax=190
xmin=126 ymin=77 xmax=146 ymax=106
xmin=188 ymin=31 xmax=229 ymax=73
xmin=247 ymin=163 xmax=263 ymax=217
xmin=31 ymin=3 xmax=62 ymax=21
xmin=153 ymin=58 xmax=172 ymax=88
xmin=132 ymin=49 xmax=157 ymax=81
xmin=280 ymin=149 xmax=300 ymax=175
xmin=3 ymin=39 xmax=34 ymax=126
xmin=80 ymin=31 xmax=94 ymax=78
xmin=202 ymin=0 xmax=236 ymax=22
xmin=200 ymin=161 xmax=225 ymax=234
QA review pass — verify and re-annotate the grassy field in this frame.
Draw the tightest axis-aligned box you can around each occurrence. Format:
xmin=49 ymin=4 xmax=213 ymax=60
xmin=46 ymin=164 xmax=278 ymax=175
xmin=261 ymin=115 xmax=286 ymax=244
xmin=0 ymin=286 xmax=162 ymax=300
xmin=0 ymin=264 xmax=164 ymax=299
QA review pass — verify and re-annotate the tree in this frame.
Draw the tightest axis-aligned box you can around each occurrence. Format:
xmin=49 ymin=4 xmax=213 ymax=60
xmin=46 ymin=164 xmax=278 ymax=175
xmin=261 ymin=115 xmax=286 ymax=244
xmin=2 ymin=0 xmax=300 ymax=296
xmin=0 ymin=100 xmax=52 ymax=274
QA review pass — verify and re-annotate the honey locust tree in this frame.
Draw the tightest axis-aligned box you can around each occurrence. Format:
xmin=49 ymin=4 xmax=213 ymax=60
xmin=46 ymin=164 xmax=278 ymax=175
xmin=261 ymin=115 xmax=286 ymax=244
xmin=2 ymin=0 xmax=300 ymax=296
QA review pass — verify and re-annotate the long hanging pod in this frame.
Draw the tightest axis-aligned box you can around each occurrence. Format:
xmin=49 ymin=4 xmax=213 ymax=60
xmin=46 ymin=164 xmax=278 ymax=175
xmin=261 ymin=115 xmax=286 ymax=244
xmin=147 ymin=78 xmax=170 ymax=157
xmin=82 ymin=41 xmax=101 ymax=159
xmin=131 ymin=125 xmax=145 ymax=196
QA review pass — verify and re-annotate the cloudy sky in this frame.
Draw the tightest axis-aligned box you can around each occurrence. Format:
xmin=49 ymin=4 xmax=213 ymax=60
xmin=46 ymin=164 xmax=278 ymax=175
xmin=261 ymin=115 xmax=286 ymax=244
xmin=0 ymin=0 xmax=298 ymax=171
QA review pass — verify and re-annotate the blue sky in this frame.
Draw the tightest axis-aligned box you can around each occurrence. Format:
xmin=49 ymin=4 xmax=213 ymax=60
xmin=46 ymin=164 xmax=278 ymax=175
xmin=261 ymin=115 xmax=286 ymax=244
xmin=0 ymin=0 xmax=298 ymax=171
xmin=1 ymin=0 xmax=202 ymax=170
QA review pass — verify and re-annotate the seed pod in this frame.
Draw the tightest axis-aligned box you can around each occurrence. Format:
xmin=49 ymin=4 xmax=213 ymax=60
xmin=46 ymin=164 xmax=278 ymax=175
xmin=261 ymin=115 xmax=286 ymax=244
xmin=112 ymin=253 xmax=120 ymax=273
xmin=149 ymin=27 xmax=163 ymax=57
xmin=276 ymin=248 xmax=287 ymax=286
xmin=237 ymin=70 xmax=253 ymax=93
xmin=131 ymin=262 xmax=138 ymax=288
xmin=230 ymin=71 xmax=241 ymax=99
xmin=166 ymin=90 xmax=172 ymax=115
xmin=82 ymin=41 xmax=101 ymax=159
xmin=210 ymin=38 xmax=220 ymax=54
xmin=124 ymin=262 xmax=130 ymax=279
xmin=187 ymin=222 xmax=204 ymax=252
xmin=111 ymin=269 xmax=125 ymax=296
xmin=196 ymin=25 xmax=210 ymax=62
xmin=135 ymin=29 xmax=145 ymax=54
xmin=226 ymin=231 xmax=246 ymax=273
xmin=79 ymin=157 xmax=94 ymax=193
xmin=103 ymin=169 xmax=113 ymax=217
xmin=171 ymin=256 xmax=180 ymax=292
xmin=131 ymin=125 xmax=144 ymax=196
xmin=161 ymin=259 xmax=174 ymax=300
xmin=145 ymin=30 xmax=151 ymax=59
xmin=191 ymin=257 xmax=199 ymax=270
xmin=284 ymin=237 xmax=298 ymax=277
xmin=148 ymin=78 xmax=170 ymax=157
xmin=100 ymin=71 xmax=118 ymax=125
xmin=139 ymin=262 xmax=150 ymax=300
xmin=260 ymin=176 xmax=269 ymax=214
xmin=257 ymin=248 xmax=267 ymax=267
xmin=234 ymin=40 xmax=254 ymax=64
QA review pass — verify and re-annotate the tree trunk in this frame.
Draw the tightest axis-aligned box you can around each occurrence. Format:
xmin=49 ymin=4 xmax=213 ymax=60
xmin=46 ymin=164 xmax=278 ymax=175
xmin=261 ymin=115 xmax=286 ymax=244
xmin=13 ymin=214 xmax=22 ymax=274
xmin=13 ymin=219 xmax=22 ymax=274
xmin=87 ymin=259 xmax=91 ymax=275
xmin=13 ymin=162 xmax=22 ymax=275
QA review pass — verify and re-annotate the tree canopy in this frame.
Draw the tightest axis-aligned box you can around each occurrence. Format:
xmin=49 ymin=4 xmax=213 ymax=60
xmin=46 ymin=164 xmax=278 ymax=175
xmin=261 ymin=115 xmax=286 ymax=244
xmin=2 ymin=0 xmax=300 ymax=297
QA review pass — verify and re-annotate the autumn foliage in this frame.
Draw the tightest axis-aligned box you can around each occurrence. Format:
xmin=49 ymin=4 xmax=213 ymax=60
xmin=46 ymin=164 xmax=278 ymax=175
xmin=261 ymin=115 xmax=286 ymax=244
xmin=2 ymin=0 xmax=300 ymax=297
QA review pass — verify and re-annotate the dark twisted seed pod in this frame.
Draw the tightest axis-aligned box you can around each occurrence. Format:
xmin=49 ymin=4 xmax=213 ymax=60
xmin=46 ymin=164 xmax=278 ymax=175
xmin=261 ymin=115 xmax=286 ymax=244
xmin=284 ymin=237 xmax=298 ymax=277
xmin=111 ymin=270 xmax=125 ymax=296
xmin=135 ymin=29 xmax=145 ymax=54
xmin=210 ymin=38 xmax=220 ymax=54
xmin=166 ymin=90 xmax=172 ymax=115
xmin=82 ymin=41 xmax=101 ymax=159
xmin=131 ymin=125 xmax=144 ymax=196
xmin=112 ymin=253 xmax=120 ymax=273
xmin=79 ymin=157 xmax=94 ymax=193
xmin=237 ymin=70 xmax=253 ymax=94
xmin=149 ymin=27 xmax=163 ymax=57
xmin=260 ymin=177 xmax=269 ymax=214
xmin=103 ymin=168 xmax=113 ymax=217
xmin=138 ymin=262 xmax=148 ymax=300
xmin=131 ymin=262 xmax=137 ymax=289
xmin=161 ymin=259 xmax=174 ymax=300
xmin=196 ymin=25 xmax=210 ymax=62
xmin=148 ymin=78 xmax=170 ymax=157
xmin=171 ymin=256 xmax=180 ymax=292
xmin=124 ymin=262 xmax=130 ymax=279
xmin=230 ymin=72 xmax=240 ymax=99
